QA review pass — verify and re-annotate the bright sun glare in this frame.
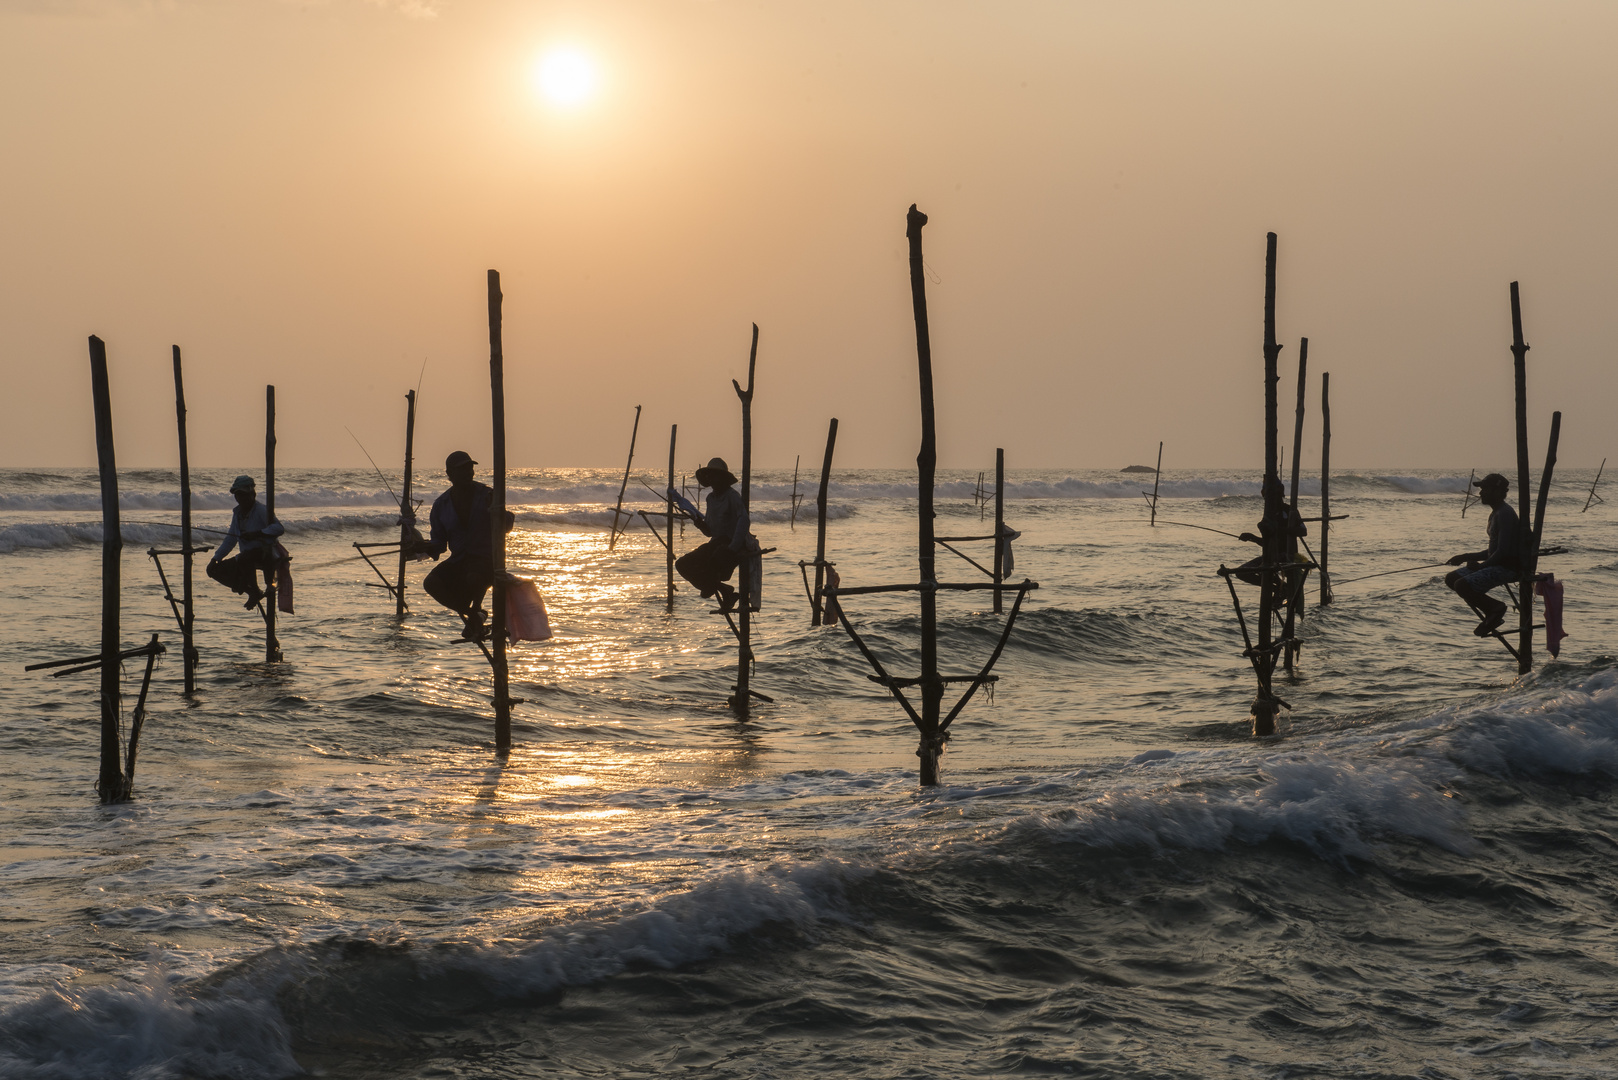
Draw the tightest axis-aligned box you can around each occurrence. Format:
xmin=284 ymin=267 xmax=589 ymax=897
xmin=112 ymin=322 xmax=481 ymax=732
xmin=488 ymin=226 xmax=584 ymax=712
xmin=532 ymin=47 xmax=599 ymax=109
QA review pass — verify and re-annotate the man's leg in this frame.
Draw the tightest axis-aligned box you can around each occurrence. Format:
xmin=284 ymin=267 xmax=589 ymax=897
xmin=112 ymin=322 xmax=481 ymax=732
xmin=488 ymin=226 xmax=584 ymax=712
xmin=207 ymin=555 xmax=265 ymax=607
xmin=1448 ymin=565 xmax=1510 ymax=636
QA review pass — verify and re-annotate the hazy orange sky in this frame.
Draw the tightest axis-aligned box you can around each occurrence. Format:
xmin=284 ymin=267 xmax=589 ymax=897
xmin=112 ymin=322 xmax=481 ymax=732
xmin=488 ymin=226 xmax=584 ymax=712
xmin=2 ymin=0 xmax=1613 ymax=473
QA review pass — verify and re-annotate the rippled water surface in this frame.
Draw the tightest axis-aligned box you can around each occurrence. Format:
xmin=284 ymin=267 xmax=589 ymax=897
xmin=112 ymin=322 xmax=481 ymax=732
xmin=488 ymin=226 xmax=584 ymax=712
xmin=2 ymin=466 xmax=1616 ymax=1079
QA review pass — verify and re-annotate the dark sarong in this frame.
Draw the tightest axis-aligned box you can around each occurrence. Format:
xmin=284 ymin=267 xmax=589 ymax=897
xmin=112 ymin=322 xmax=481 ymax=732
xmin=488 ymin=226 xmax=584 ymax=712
xmin=676 ymin=540 xmax=740 ymax=598
xmin=208 ymin=550 xmax=275 ymax=596
xmin=424 ymin=555 xmax=494 ymax=615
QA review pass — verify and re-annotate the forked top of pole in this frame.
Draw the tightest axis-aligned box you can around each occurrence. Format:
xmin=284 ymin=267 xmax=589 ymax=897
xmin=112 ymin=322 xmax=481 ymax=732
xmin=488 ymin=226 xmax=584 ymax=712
xmin=1509 ymin=281 xmax=1529 ymax=356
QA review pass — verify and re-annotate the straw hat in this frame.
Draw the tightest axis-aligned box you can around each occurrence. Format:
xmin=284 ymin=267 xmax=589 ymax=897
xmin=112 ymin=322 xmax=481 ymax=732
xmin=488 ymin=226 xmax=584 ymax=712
xmin=695 ymin=457 xmax=737 ymax=487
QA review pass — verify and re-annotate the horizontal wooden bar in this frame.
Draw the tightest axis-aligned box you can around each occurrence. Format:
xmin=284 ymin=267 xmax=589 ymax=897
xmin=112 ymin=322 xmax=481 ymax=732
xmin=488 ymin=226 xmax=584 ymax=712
xmin=867 ymin=674 xmax=1000 ymax=688
xmin=826 ymin=580 xmax=1039 ymax=596
xmin=934 ymin=534 xmax=995 ymax=543
xmin=147 ymin=546 xmax=212 ymax=556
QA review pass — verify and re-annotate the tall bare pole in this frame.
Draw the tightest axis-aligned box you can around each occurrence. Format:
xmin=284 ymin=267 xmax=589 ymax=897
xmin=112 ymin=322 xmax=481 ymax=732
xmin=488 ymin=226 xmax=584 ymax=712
xmin=906 ymin=205 xmax=945 ymax=784
xmin=172 ymin=346 xmax=196 ymax=694
xmin=1285 ymin=336 xmax=1308 ymax=663
xmin=264 ymin=386 xmax=281 ymax=663
xmin=396 ymin=389 xmax=417 ymax=617
xmin=608 ymin=405 xmax=641 ymax=551
xmin=1509 ymin=282 xmax=1532 ymax=675
xmin=1319 ymin=372 xmax=1332 ymax=605
xmin=1254 ymin=232 xmax=1283 ymax=736
xmin=1530 ymin=412 xmax=1561 ymax=598
xmin=730 ymin=325 xmax=758 ymax=716
xmin=993 ymin=448 xmax=1005 ymax=614
xmin=665 ymin=424 xmax=677 ymax=612
xmin=89 ymin=336 xmax=126 ymax=803
xmin=488 ymin=269 xmax=512 ymax=750
xmin=811 ymin=418 xmax=839 ymax=626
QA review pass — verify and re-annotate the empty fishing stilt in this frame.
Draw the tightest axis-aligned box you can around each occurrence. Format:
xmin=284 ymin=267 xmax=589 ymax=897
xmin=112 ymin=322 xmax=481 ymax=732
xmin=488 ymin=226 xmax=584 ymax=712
xmin=1148 ymin=442 xmax=1163 ymax=526
xmin=608 ymin=405 xmax=642 ymax=551
xmin=1319 ymin=372 xmax=1333 ymax=605
xmin=1461 ymin=468 xmax=1476 ymax=518
xmin=92 ymin=336 xmax=127 ymax=801
xmin=666 ymin=425 xmax=678 ymax=612
xmin=799 ymin=418 xmax=839 ymax=626
xmin=1583 ymin=458 xmax=1604 ymax=512
xmin=824 ymin=206 xmax=1039 ymax=787
xmin=396 ymin=389 xmax=418 ymax=617
xmin=173 ymin=346 xmax=199 ymax=692
xmin=263 ymin=386 xmax=282 ymax=663
xmin=1282 ymin=338 xmax=1308 ymax=672
xmin=1509 ymin=284 xmax=1533 ymax=675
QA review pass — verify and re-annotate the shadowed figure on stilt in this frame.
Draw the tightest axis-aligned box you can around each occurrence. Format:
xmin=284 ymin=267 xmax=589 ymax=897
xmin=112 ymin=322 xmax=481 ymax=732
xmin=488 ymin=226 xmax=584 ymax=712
xmin=406 ymin=450 xmax=514 ymax=640
xmin=1445 ymin=472 xmax=1520 ymax=638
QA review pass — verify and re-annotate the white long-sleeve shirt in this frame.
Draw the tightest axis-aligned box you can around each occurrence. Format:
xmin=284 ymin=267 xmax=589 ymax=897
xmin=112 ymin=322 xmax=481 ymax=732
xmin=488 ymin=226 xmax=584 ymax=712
xmin=212 ymin=501 xmax=284 ymax=561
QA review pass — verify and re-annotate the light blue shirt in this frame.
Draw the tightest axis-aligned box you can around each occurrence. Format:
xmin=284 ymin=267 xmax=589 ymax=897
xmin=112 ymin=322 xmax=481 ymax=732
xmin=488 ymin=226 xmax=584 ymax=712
xmin=212 ymin=501 xmax=284 ymax=561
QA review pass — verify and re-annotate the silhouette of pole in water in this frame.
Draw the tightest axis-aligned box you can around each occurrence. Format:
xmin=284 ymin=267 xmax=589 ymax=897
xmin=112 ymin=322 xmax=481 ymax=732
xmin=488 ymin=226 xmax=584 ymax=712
xmin=488 ymin=269 xmax=514 ymax=751
xmin=608 ymin=405 xmax=641 ymax=551
xmin=90 ymin=337 xmax=126 ymax=802
xmin=396 ymin=389 xmax=417 ymax=617
xmin=993 ymin=448 xmax=1006 ymax=613
xmin=264 ymin=386 xmax=282 ymax=663
xmin=1509 ymin=282 xmax=1533 ymax=676
xmin=1148 ymin=441 xmax=1163 ymax=526
xmin=1319 ymin=372 xmax=1333 ymax=605
xmin=665 ymin=424 xmax=677 ymax=612
xmin=1254 ymin=233 xmax=1284 ymax=735
xmin=729 ymin=325 xmax=759 ymax=717
xmin=1582 ymin=458 xmax=1605 ymax=512
xmin=1282 ymin=337 xmax=1308 ymax=672
xmin=804 ymin=417 xmax=838 ymax=626
xmin=173 ymin=347 xmax=198 ymax=692
xmin=823 ymin=206 xmax=1039 ymax=786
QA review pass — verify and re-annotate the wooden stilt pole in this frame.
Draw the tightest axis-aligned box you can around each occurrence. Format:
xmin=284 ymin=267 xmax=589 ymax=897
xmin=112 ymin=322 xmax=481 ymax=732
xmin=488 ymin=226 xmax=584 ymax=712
xmin=172 ymin=346 xmax=197 ymax=694
xmin=730 ymin=325 xmax=758 ymax=717
xmin=396 ymin=389 xmax=416 ymax=617
xmin=1283 ymin=337 xmax=1308 ymax=672
xmin=264 ymin=386 xmax=281 ymax=663
xmin=1254 ymin=232 xmax=1283 ymax=735
xmin=1509 ymin=282 xmax=1533 ymax=676
xmin=811 ymin=418 xmax=839 ymax=626
xmin=89 ymin=336 xmax=126 ymax=803
xmin=608 ymin=405 xmax=641 ymax=551
xmin=1583 ymin=458 xmax=1605 ymax=512
xmin=666 ymin=424 xmax=677 ymax=613
xmin=993 ymin=448 xmax=1005 ymax=614
xmin=906 ymin=205 xmax=945 ymax=784
xmin=1149 ymin=441 xmax=1163 ymax=526
xmin=488 ymin=270 xmax=512 ymax=751
xmin=1527 ymin=411 xmax=1561 ymax=657
xmin=1319 ymin=372 xmax=1333 ymax=605
xmin=790 ymin=454 xmax=801 ymax=530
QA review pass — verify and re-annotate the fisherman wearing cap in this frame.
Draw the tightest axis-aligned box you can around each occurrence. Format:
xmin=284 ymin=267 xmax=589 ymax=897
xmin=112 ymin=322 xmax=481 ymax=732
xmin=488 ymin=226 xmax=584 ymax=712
xmin=207 ymin=474 xmax=285 ymax=609
xmin=409 ymin=450 xmax=515 ymax=640
xmin=672 ymin=457 xmax=751 ymax=610
xmin=1446 ymin=472 xmax=1521 ymax=637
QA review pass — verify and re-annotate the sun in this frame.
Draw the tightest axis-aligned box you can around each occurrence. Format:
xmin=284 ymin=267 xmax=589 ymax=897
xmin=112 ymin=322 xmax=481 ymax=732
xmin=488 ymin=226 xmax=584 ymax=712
xmin=532 ymin=46 xmax=600 ymax=109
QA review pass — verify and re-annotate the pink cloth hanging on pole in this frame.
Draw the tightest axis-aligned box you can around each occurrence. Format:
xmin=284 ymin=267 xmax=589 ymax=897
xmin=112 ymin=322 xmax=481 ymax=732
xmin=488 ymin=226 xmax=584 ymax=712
xmin=1534 ymin=574 xmax=1566 ymax=658
xmin=501 ymin=573 xmax=553 ymax=643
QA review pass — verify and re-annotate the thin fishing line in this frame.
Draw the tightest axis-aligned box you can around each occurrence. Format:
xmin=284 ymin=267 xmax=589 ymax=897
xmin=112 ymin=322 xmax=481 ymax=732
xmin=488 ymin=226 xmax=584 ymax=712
xmin=346 ymin=427 xmax=400 ymax=504
xmin=1332 ymin=562 xmax=1449 ymax=585
xmin=1154 ymin=519 xmax=1244 ymax=540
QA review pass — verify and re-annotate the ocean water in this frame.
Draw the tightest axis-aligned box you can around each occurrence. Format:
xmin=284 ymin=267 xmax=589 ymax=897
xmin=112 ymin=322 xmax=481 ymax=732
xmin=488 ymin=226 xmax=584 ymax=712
xmin=2 ymin=465 xmax=1615 ymax=1080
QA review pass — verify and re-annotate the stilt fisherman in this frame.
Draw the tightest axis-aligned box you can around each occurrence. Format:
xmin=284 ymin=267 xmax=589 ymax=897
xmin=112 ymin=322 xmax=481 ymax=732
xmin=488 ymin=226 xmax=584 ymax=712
xmin=409 ymin=450 xmax=515 ymax=640
xmin=207 ymin=474 xmax=284 ymax=609
xmin=671 ymin=457 xmax=751 ymax=611
xmin=1445 ymin=472 xmax=1520 ymax=637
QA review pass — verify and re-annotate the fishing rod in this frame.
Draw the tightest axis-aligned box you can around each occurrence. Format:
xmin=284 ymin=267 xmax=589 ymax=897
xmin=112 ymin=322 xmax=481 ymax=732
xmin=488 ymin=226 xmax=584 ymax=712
xmin=346 ymin=427 xmax=400 ymax=505
xmin=1331 ymin=562 xmax=1450 ymax=586
xmin=1154 ymin=519 xmax=1244 ymax=541
xmin=122 ymin=519 xmax=232 ymax=536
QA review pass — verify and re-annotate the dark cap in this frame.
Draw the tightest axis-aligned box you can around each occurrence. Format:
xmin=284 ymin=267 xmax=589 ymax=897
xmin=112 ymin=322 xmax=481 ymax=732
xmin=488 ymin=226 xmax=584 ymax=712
xmin=445 ymin=450 xmax=477 ymax=471
xmin=1475 ymin=472 xmax=1509 ymax=490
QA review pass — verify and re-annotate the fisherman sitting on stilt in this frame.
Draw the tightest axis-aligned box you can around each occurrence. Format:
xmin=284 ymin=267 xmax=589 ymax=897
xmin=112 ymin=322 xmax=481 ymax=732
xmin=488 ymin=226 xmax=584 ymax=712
xmin=1445 ymin=472 xmax=1520 ymax=638
xmin=407 ymin=450 xmax=514 ymax=641
xmin=1234 ymin=476 xmax=1307 ymax=588
xmin=671 ymin=457 xmax=752 ymax=612
xmin=207 ymin=474 xmax=284 ymax=609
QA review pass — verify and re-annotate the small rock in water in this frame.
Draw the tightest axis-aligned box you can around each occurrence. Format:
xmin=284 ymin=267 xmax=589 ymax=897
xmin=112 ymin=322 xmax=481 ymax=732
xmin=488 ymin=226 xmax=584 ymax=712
xmin=1121 ymin=464 xmax=1158 ymax=473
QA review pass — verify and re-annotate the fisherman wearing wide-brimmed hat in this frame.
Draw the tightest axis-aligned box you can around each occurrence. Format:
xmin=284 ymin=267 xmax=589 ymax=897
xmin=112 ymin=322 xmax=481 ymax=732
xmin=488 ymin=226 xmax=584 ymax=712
xmin=1445 ymin=472 xmax=1521 ymax=637
xmin=669 ymin=456 xmax=751 ymax=610
xmin=407 ymin=450 xmax=515 ymax=640
xmin=207 ymin=474 xmax=285 ymax=609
